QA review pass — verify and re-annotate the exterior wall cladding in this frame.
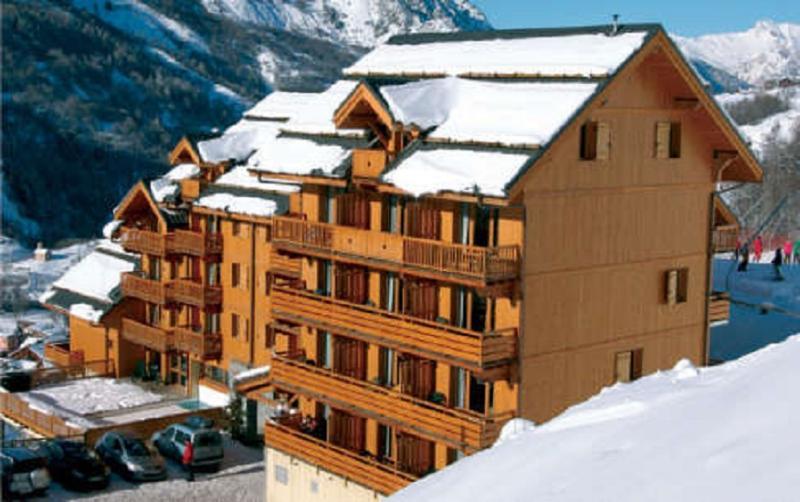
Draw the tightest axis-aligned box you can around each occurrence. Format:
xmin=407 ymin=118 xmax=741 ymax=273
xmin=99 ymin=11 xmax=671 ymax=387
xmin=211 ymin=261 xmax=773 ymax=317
xmin=59 ymin=24 xmax=758 ymax=501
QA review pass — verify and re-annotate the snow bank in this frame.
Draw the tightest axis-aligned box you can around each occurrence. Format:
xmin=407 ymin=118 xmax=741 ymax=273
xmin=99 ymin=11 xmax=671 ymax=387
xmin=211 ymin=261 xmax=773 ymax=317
xmin=347 ymin=31 xmax=648 ymax=78
xmin=381 ymin=78 xmax=598 ymax=146
xmin=383 ymin=148 xmax=531 ymax=197
xmin=391 ymin=334 xmax=800 ymax=502
xmin=51 ymin=244 xmax=136 ymax=303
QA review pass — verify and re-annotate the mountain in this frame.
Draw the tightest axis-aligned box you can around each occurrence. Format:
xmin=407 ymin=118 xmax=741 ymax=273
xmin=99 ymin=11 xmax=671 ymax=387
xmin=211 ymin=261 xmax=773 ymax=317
xmin=1 ymin=0 xmax=489 ymax=246
xmin=674 ymin=20 xmax=800 ymax=89
xmin=200 ymin=0 xmax=490 ymax=47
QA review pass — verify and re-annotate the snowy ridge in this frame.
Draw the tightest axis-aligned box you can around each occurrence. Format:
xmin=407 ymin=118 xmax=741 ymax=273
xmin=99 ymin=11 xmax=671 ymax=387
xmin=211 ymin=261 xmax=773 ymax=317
xmin=391 ymin=335 xmax=800 ymax=501
xmin=200 ymin=0 xmax=490 ymax=47
xmin=675 ymin=20 xmax=800 ymax=86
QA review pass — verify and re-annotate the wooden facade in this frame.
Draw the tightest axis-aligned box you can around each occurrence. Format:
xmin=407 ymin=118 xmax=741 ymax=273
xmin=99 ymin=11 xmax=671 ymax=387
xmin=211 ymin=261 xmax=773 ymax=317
xmin=53 ymin=24 xmax=762 ymax=501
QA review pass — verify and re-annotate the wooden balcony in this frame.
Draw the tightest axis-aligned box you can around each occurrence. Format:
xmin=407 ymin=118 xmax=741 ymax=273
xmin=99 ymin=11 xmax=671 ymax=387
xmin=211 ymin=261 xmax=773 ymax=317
xmin=121 ymin=318 xmax=174 ymax=352
xmin=120 ymin=229 xmax=167 ymax=256
xmin=272 ymin=354 xmax=513 ymax=450
xmin=712 ymin=225 xmax=738 ymax=253
xmin=120 ymin=228 xmax=222 ymax=257
xmin=264 ymin=421 xmax=417 ymax=495
xmin=169 ymin=230 xmax=222 ymax=257
xmin=272 ymin=216 xmax=520 ymax=287
xmin=121 ymin=272 xmax=166 ymax=304
xmin=271 ymin=285 xmax=517 ymax=371
xmin=173 ymin=327 xmax=222 ymax=360
xmin=166 ymin=279 xmax=222 ymax=308
xmin=709 ymin=291 xmax=731 ymax=326
xmin=270 ymin=249 xmax=302 ymax=279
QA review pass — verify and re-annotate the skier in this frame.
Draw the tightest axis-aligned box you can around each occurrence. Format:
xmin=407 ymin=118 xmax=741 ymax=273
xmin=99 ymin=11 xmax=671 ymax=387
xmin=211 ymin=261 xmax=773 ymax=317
xmin=794 ymin=238 xmax=800 ymax=265
xmin=772 ymin=247 xmax=785 ymax=281
xmin=785 ymin=240 xmax=794 ymax=265
xmin=737 ymin=243 xmax=750 ymax=272
xmin=753 ymin=236 xmax=763 ymax=263
xmin=183 ymin=439 xmax=194 ymax=482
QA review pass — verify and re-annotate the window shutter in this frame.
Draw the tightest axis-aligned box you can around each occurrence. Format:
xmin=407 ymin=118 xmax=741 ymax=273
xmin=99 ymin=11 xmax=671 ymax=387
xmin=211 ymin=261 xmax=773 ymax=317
xmin=665 ymin=269 xmax=678 ymax=305
xmin=615 ymin=351 xmax=633 ymax=383
xmin=655 ymin=122 xmax=671 ymax=159
xmin=596 ymin=121 xmax=610 ymax=160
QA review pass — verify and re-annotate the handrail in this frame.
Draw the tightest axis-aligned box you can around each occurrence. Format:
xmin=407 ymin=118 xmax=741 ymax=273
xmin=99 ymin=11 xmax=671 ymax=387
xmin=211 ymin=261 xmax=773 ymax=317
xmin=120 ymin=228 xmax=222 ymax=256
xmin=272 ymin=285 xmax=515 ymax=342
xmin=272 ymin=216 xmax=520 ymax=281
xmin=274 ymin=353 xmax=513 ymax=427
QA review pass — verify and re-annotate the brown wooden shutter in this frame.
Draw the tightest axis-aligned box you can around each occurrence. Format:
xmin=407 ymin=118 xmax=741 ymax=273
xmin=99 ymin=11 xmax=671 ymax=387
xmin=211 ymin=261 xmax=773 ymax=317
xmin=404 ymin=279 xmax=438 ymax=321
xmin=397 ymin=355 xmax=436 ymax=399
xmin=596 ymin=121 xmax=610 ymax=160
xmin=336 ymin=192 xmax=370 ymax=229
xmin=333 ymin=337 xmax=367 ymax=380
xmin=335 ymin=265 xmax=368 ymax=304
xmin=397 ymin=434 xmax=434 ymax=476
xmin=406 ymin=202 xmax=440 ymax=239
xmin=655 ymin=121 xmax=671 ymax=159
xmin=331 ymin=410 xmax=365 ymax=452
xmin=665 ymin=269 xmax=678 ymax=305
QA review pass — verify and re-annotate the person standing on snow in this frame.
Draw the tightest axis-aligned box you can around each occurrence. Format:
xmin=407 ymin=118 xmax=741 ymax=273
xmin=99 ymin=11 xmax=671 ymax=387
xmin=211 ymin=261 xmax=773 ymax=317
xmin=794 ymin=238 xmax=800 ymax=265
xmin=183 ymin=439 xmax=194 ymax=482
xmin=772 ymin=247 xmax=785 ymax=281
xmin=738 ymin=243 xmax=750 ymax=272
xmin=753 ymin=236 xmax=763 ymax=263
xmin=786 ymin=241 xmax=794 ymax=265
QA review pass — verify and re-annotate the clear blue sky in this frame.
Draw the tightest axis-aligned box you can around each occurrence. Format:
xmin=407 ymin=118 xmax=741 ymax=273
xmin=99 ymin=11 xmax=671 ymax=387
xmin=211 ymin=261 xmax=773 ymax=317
xmin=470 ymin=1 xmax=799 ymax=36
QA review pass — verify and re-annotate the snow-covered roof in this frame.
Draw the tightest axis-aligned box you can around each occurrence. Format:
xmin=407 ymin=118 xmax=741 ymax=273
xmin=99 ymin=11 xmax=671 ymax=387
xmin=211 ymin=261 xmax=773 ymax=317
xmin=390 ymin=335 xmax=800 ymax=502
xmin=380 ymin=78 xmax=598 ymax=146
xmin=247 ymin=136 xmax=355 ymax=177
xmin=42 ymin=242 xmax=139 ymax=323
xmin=346 ymin=27 xmax=652 ymax=78
xmin=214 ymin=165 xmax=300 ymax=194
xmin=243 ymin=91 xmax=312 ymax=121
xmin=383 ymin=145 xmax=533 ymax=197
xmin=150 ymin=163 xmax=200 ymax=202
xmin=194 ymin=183 xmax=291 ymax=218
xmin=280 ymin=80 xmax=365 ymax=137
xmin=196 ymin=121 xmax=283 ymax=163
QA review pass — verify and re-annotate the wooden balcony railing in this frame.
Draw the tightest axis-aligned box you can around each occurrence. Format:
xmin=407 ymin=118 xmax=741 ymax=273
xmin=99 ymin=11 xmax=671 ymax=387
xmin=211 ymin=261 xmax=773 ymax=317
xmin=121 ymin=318 xmax=174 ymax=352
xmin=120 ymin=229 xmax=222 ymax=257
xmin=121 ymin=272 xmax=166 ymax=304
xmin=0 ymin=393 xmax=85 ymax=438
xmin=166 ymin=279 xmax=222 ymax=308
xmin=170 ymin=230 xmax=223 ymax=256
xmin=173 ymin=327 xmax=222 ymax=360
xmin=270 ymin=250 xmax=302 ymax=279
xmin=43 ymin=342 xmax=84 ymax=368
xmin=271 ymin=285 xmax=517 ymax=370
xmin=264 ymin=421 xmax=417 ymax=495
xmin=120 ymin=229 xmax=167 ymax=256
xmin=272 ymin=216 xmax=520 ymax=285
xmin=709 ymin=291 xmax=731 ymax=325
xmin=272 ymin=354 xmax=513 ymax=450
xmin=712 ymin=225 xmax=738 ymax=253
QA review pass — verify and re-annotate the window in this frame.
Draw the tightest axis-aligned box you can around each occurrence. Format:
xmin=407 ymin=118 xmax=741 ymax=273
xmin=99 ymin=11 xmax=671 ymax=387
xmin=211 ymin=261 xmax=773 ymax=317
xmin=665 ymin=268 xmax=689 ymax=305
xmin=207 ymin=215 xmax=219 ymax=234
xmin=580 ymin=121 xmax=610 ymax=161
xmin=614 ymin=349 xmax=643 ymax=383
xmin=377 ymin=424 xmax=393 ymax=460
xmin=274 ymin=465 xmax=288 ymax=485
xmin=205 ymin=312 xmax=219 ymax=334
xmin=231 ymin=263 xmax=241 ymax=288
xmin=655 ymin=121 xmax=682 ymax=159
xmin=232 ymin=221 xmax=242 ymax=236
xmin=231 ymin=313 xmax=240 ymax=338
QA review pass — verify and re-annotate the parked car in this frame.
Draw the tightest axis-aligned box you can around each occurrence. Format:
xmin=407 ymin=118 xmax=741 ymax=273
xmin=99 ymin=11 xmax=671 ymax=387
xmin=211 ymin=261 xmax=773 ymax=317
xmin=38 ymin=439 xmax=110 ymax=491
xmin=94 ymin=432 xmax=167 ymax=482
xmin=0 ymin=447 xmax=50 ymax=499
xmin=151 ymin=418 xmax=224 ymax=471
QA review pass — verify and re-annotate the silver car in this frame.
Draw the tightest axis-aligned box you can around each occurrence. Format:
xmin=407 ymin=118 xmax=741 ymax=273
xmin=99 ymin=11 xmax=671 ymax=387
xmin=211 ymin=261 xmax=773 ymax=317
xmin=94 ymin=432 xmax=167 ymax=482
xmin=151 ymin=421 xmax=224 ymax=471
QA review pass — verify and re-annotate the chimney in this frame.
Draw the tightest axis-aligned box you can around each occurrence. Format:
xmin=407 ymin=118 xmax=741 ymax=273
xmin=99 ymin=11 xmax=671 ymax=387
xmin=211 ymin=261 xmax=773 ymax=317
xmin=611 ymin=14 xmax=620 ymax=35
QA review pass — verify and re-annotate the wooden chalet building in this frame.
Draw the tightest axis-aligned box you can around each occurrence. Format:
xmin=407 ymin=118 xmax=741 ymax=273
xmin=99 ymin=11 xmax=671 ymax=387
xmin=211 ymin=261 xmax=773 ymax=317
xmin=43 ymin=23 xmax=761 ymax=501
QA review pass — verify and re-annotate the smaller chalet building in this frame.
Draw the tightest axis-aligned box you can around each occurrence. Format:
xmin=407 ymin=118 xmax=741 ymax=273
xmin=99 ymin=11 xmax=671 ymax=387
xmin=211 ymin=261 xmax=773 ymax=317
xmin=44 ymin=23 xmax=759 ymax=502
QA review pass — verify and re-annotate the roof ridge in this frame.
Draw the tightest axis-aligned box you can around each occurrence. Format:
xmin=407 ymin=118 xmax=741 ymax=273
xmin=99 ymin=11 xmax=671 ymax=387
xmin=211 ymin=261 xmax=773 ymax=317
xmin=386 ymin=23 xmax=663 ymax=45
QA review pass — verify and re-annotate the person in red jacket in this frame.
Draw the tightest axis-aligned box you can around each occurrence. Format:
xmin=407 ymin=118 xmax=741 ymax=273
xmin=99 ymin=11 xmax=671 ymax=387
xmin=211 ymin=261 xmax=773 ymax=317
xmin=183 ymin=439 xmax=194 ymax=482
xmin=753 ymin=235 xmax=763 ymax=263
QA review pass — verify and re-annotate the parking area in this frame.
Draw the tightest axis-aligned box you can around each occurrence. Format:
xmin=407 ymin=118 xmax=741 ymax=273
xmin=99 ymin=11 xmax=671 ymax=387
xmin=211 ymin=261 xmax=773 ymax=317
xmin=37 ymin=435 xmax=264 ymax=502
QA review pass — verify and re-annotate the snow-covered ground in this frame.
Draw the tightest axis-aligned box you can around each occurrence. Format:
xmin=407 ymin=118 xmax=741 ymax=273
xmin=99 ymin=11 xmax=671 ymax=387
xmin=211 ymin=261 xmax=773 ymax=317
xmin=40 ymin=435 xmax=264 ymax=502
xmin=391 ymin=333 xmax=800 ymax=501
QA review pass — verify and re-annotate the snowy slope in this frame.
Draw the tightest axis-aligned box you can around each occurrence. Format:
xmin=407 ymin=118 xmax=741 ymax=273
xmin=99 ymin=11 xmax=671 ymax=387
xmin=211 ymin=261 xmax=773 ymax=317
xmin=200 ymin=0 xmax=490 ymax=47
xmin=391 ymin=335 xmax=800 ymax=502
xmin=716 ymin=87 xmax=800 ymax=154
xmin=675 ymin=20 xmax=800 ymax=86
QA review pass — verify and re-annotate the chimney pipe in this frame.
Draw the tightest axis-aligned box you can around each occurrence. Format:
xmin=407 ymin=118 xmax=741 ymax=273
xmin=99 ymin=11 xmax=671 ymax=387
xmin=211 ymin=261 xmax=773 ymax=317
xmin=611 ymin=14 xmax=620 ymax=35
